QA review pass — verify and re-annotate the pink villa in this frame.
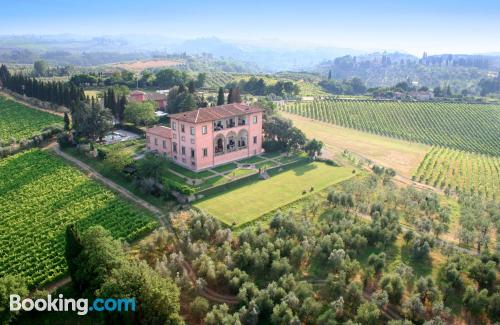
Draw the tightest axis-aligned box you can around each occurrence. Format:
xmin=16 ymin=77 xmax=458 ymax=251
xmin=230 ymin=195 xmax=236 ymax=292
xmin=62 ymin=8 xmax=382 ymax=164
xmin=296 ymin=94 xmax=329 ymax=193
xmin=129 ymin=90 xmax=168 ymax=110
xmin=146 ymin=103 xmax=264 ymax=171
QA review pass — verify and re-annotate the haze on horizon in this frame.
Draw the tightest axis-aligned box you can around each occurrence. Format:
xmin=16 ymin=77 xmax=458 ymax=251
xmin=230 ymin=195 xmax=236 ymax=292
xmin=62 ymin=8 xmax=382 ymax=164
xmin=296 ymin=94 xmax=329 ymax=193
xmin=1 ymin=0 xmax=499 ymax=56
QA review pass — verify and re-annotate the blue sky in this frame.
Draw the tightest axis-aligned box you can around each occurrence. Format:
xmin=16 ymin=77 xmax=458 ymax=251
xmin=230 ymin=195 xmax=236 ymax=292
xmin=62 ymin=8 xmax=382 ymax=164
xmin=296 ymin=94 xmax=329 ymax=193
xmin=1 ymin=0 xmax=499 ymax=54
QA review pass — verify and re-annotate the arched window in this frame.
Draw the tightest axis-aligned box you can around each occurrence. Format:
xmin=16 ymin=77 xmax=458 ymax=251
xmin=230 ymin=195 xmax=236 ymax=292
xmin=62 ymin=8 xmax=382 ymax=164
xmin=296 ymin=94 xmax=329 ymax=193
xmin=238 ymin=129 xmax=248 ymax=148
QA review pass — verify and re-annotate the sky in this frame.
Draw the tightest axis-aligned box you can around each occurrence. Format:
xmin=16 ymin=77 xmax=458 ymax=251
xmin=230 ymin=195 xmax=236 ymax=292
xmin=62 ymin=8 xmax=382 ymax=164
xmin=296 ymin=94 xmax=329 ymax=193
xmin=1 ymin=0 xmax=500 ymax=55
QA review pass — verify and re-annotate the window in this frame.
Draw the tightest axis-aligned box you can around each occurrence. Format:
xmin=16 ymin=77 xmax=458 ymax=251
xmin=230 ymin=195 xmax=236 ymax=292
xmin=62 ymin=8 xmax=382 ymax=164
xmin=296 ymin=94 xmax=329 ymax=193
xmin=181 ymin=136 xmax=185 ymax=142
xmin=173 ymin=142 xmax=177 ymax=153
xmin=253 ymin=136 xmax=257 ymax=144
xmin=202 ymin=125 xmax=207 ymax=134
xmin=190 ymin=127 xmax=195 ymax=135
xmin=181 ymin=124 xmax=185 ymax=133
xmin=190 ymin=139 xmax=195 ymax=144
xmin=203 ymin=148 xmax=208 ymax=157
xmin=146 ymin=136 xmax=150 ymax=143
xmin=172 ymin=121 xmax=176 ymax=130
xmin=253 ymin=116 xmax=258 ymax=124
xmin=154 ymin=137 xmax=158 ymax=145
xmin=191 ymin=148 xmax=195 ymax=158
xmin=162 ymin=140 xmax=166 ymax=149
xmin=181 ymin=146 xmax=186 ymax=155
xmin=173 ymin=133 xmax=176 ymax=139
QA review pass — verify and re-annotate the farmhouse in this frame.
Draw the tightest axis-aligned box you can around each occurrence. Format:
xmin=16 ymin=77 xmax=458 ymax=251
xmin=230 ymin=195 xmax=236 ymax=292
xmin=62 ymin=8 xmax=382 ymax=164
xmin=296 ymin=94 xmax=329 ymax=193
xmin=146 ymin=103 xmax=264 ymax=171
xmin=128 ymin=90 xmax=168 ymax=110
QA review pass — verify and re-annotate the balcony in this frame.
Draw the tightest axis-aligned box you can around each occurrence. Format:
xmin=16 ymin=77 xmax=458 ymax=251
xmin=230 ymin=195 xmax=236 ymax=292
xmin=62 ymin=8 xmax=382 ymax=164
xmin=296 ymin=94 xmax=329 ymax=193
xmin=213 ymin=117 xmax=247 ymax=131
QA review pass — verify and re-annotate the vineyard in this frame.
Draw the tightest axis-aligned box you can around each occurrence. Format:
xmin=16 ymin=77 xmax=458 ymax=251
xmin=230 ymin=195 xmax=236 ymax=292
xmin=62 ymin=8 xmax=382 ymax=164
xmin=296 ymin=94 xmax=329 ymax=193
xmin=413 ymin=146 xmax=500 ymax=199
xmin=0 ymin=150 xmax=158 ymax=286
xmin=281 ymin=99 xmax=500 ymax=156
xmin=0 ymin=96 xmax=62 ymax=144
xmin=203 ymin=70 xmax=234 ymax=89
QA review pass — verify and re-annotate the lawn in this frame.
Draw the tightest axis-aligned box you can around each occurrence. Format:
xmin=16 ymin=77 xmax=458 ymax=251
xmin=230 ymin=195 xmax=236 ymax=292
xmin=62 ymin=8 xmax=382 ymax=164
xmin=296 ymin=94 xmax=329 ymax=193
xmin=0 ymin=96 xmax=62 ymax=143
xmin=282 ymin=112 xmax=430 ymax=177
xmin=194 ymin=162 xmax=354 ymax=226
xmin=212 ymin=162 xmax=238 ymax=173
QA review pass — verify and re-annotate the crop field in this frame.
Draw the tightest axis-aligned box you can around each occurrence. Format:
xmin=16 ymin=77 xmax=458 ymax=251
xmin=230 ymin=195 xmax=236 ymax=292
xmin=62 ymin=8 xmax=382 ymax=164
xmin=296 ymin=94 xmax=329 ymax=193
xmin=0 ymin=96 xmax=62 ymax=143
xmin=194 ymin=162 xmax=354 ymax=226
xmin=203 ymin=70 xmax=234 ymax=89
xmin=414 ymin=146 xmax=500 ymax=199
xmin=282 ymin=99 xmax=500 ymax=156
xmin=0 ymin=150 xmax=158 ymax=286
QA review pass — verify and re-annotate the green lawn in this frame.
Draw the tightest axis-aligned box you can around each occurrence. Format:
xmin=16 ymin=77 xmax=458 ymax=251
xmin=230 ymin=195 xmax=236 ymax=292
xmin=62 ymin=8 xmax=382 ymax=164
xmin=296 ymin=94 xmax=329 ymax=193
xmin=195 ymin=162 xmax=354 ymax=226
xmin=212 ymin=162 xmax=238 ymax=173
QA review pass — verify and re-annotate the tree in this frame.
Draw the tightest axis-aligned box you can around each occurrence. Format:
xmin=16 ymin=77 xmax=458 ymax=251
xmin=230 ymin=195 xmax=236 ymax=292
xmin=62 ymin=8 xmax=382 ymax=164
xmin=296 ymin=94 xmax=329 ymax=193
xmin=285 ymin=127 xmax=307 ymax=152
xmin=71 ymin=100 xmax=113 ymax=141
xmin=488 ymin=292 xmax=500 ymax=322
xmin=74 ymin=226 xmax=127 ymax=296
xmin=98 ymin=259 xmax=183 ymax=324
xmin=304 ymin=139 xmax=324 ymax=158
xmin=0 ymin=275 xmax=29 ymax=324
xmin=124 ymin=101 xmax=158 ymax=126
xmin=404 ymin=294 xmax=425 ymax=322
xmin=196 ymin=73 xmax=207 ymax=88
xmin=356 ymin=302 xmax=380 ymax=325
xmin=379 ymin=274 xmax=404 ymax=305
xmin=64 ymin=112 xmax=71 ymax=131
xmin=135 ymin=153 xmax=167 ymax=183
xmin=227 ymin=88 xmax=234 ymax=104
xmin=463 ymin=286 xmax=489 ymax=317
xmin=64 ymin=224 xmax=83 ymax=288
xmin=232 ymin=86 xmax=242 ymax=103
xmin=187 ymin=80 xmax=196 ymax=94
xmin=217 ymin=87 xmax=225 ymax=105
xmin=190 ymin=297 xmax=210 ymax=321
xmin=154 ymin=69 xmax=188 ymax=88
xmin=33 ymin=60 xmax=48 ymax=77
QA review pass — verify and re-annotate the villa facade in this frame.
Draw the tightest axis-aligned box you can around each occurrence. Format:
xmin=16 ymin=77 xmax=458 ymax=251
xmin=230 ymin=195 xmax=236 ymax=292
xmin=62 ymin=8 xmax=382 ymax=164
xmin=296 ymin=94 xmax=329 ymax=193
xmin=146 ymin=103 xmax=264 ymax=171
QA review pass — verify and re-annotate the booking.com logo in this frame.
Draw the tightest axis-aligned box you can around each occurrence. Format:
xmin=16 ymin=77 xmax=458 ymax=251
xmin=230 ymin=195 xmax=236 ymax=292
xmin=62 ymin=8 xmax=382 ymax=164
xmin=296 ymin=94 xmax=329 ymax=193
xmin=10 ymin=294 xmax=136 ymax=316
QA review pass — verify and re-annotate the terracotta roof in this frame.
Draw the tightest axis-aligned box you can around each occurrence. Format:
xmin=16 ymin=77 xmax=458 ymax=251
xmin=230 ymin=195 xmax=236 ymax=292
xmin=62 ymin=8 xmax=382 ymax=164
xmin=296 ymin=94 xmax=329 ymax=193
xmin=146 ymin=125 xmax=172 ymax=138
xmin=130 ymin=90 xmax=146 ymax=95
xmin=169 ymin=103 xmax=264 ymax=123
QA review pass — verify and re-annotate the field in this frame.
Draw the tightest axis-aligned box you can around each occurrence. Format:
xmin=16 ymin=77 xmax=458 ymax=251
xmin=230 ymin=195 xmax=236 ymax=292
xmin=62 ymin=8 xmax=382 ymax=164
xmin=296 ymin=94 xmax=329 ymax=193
xmin=282 ymin=112 xmax=430 ymax=177
xmin=194 ymin=162 xmax=354 ymax=226
xmin=414 ymin=146 xmax=500 ymax=199
xmin=0 ymin=96 xmax=62 ymax=143
xmin=202 ymin=70 xmax=234 ymax=89
xmin=282 ymin=99 xmax=500 ymax=156
xmin=109 ymin=59 xmax=182 ymax=72
xmin=0 ymin=150 xmax=158 ymax=287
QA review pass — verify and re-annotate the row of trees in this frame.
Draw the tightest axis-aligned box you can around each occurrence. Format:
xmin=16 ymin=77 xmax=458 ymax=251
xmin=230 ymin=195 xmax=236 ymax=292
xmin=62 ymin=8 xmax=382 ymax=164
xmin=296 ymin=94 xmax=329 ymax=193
xmin=0 ymin=64 xmax=85 ymax=107
xmin=69 ymin=68 xmax=207 ymax=90
xmin=319 ymin=77 xmax=367 ymax=95
xmin=226 ymin=77 xmax=300 ymax=97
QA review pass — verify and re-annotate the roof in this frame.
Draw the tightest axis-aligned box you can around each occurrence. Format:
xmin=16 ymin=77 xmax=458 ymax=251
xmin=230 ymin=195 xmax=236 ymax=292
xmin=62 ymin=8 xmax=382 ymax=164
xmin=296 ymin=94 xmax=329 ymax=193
xmin=169 ymin=103 xmax=264 ymax=123
xmin=146 ymin=125 xmax=172 ymax=138
xmin=130 ymin=90 xmax=146 ymax=95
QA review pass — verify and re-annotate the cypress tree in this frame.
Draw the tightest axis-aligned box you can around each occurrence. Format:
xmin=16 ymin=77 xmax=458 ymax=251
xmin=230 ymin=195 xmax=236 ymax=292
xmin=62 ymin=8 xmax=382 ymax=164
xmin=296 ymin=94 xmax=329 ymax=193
xmin=217 ymin=87 xmax=225 ymax=105
xmin=188 ymin=80 xmax=196 ymax=94
xmin=227 ymin=88 xmax=233 ymax=104
xmin=64 ymin=112 xmax=71 ymax=131
xmin=233 ymin=86 xmax=242 ymax=103
xmin=64 ymin=224 xmax=83 ymax=288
